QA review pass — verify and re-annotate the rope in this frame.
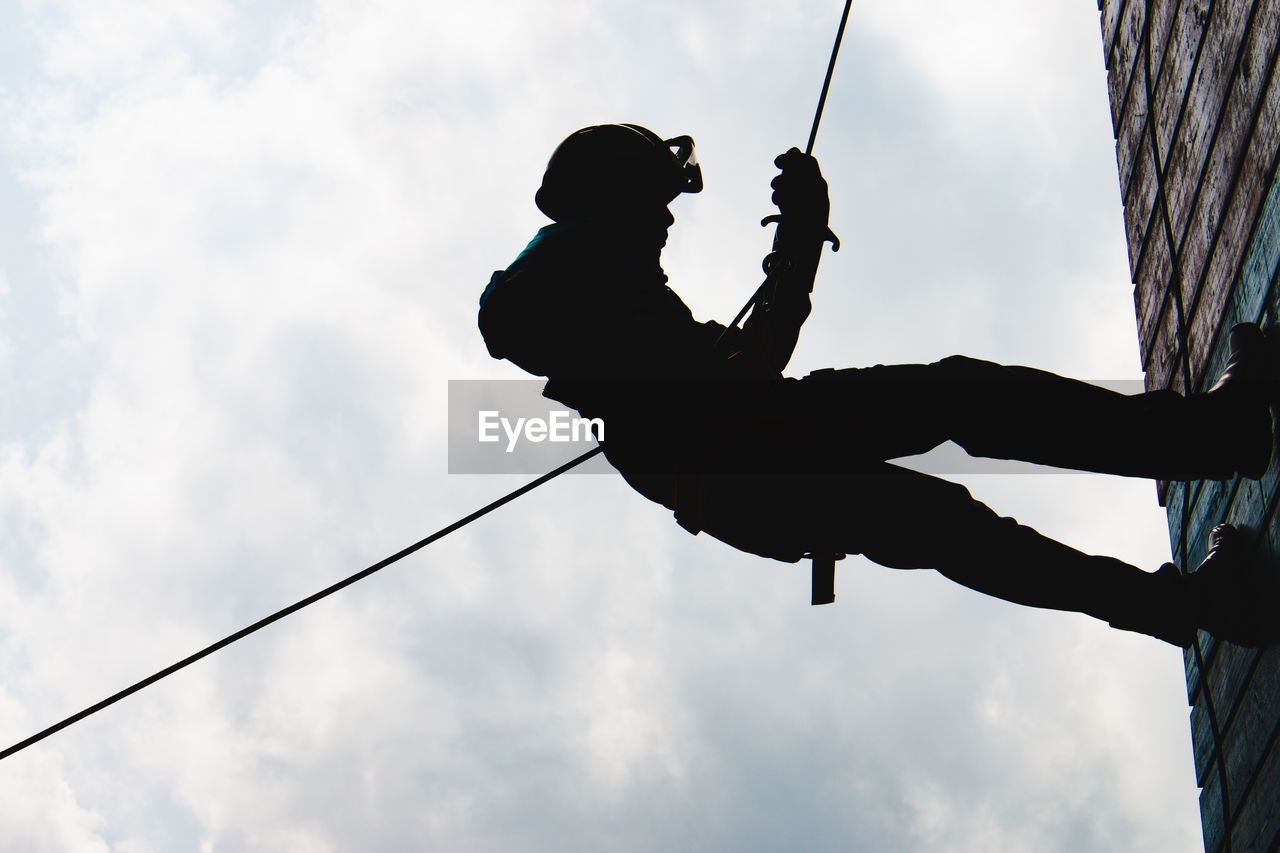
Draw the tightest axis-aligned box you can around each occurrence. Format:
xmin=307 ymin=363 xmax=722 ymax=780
xmin=1139 ymin=1 xmax=1232 ymax=848
xmin=720 ymin=0 xmax=853 ymax=340
xmin=806 ymin=0 xmax=854 ymax=157
xmin=0 ymin=444 xmax=605 ymax=763
xmin=2 ymin=1 xmax=858 ymax=764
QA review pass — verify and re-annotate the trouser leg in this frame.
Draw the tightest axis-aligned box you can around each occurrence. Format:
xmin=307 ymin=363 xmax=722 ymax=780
xmin=926 ymin=511 xmax=1194 ymax=646
xmin=932 ymin=356 xmax=1259 ymax=480
xmin=840 ymin=466 xmax=1180 ymax=627
xmin=694 ymin=463 xmax=1194 ymax=644
xmin=800 ymin=355 xmax=1269 ymax=481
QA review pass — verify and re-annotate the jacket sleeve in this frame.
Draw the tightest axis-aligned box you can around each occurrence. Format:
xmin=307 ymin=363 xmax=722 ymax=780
xmin=478 ymin=266 xmax=558 ymax=377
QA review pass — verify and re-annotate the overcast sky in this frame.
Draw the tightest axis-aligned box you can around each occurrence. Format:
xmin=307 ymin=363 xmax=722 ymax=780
xmin=0 ymin=2 xmax=1205 ymax=850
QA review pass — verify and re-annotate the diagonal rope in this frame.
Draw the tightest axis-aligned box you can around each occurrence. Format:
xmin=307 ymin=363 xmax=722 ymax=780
xmin=3 ymin=0 xmax=857 ymax=766
xmin=0 ymin=444 xmax=605 ymax=763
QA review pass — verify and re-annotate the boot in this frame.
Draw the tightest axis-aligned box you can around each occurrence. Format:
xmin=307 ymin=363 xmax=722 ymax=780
xmin=1107 ymin=562 xmax=1198 ymax=648
xmin=938 ymin=324 xmax=1275 ymax=481
xmin=1203 ymin=323 xmax=1275 ymax=480
xmin=1188 ymin=523 xmax=1280 ymax=648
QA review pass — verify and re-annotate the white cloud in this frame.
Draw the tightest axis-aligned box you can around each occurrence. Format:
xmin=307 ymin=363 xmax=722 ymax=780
xmin=0 ymin=1 xmax=1202 ymax=850
xmin=858 ymin=0 xmax=1105 ymax=142
xmin=0 ymin=269 xmax=10 ymax=368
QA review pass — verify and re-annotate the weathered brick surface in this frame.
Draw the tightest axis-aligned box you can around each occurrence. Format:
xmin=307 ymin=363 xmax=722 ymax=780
xmin=1115 ymin=0 xmax=1199 ymax=202
xmin=1131 ymin=2 xmax=1266 ymax=382
xmin=1100 ymin=1 xmax=1280 ymax=849
xmin=1166 ymin=6 xmax=1280 ymax=381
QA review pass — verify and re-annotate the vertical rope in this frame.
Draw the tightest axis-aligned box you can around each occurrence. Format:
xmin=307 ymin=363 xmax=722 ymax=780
xmin=1140 ymin=1 xmax=1233 ymax=848
xmin=806 ymin=0 xmax=854 ymax=156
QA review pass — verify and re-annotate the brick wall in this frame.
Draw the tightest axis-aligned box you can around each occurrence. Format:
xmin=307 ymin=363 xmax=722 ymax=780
xmin=1100 ymin=0 xmax=1280 ymax=849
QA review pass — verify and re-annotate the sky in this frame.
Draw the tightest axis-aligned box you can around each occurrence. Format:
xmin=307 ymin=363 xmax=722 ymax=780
xmin=0 ymin=1 xmax=1206 ymax=851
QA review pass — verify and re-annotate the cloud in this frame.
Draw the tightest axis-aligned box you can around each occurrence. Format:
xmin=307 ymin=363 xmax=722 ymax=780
xmin=0 ymin=1 xmax=1202 ymax=850
xmin=0 ymin=269 xmax=11 ymax=368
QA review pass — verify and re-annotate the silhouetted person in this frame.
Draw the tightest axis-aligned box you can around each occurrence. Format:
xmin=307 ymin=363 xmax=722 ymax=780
xmin=479 ymin=123 xmax=1280 ymax=648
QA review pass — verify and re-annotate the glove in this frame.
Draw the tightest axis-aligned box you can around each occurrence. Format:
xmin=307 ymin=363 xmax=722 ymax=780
xmin=770 ymin=148 xmax=830 ymax=232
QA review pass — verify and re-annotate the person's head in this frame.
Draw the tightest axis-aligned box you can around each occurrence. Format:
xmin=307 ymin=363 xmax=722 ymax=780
xmin=535 ymin=124 xmax=702 ymax=224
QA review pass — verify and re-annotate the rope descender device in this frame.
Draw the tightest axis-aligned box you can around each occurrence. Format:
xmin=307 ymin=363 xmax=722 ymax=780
xmin=806 ymin=552 xmax=846 ymax=606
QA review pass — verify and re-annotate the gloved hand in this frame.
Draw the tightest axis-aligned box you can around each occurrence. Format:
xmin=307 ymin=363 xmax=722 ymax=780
xmin=770 ymin=148 xmax=830 ymax=231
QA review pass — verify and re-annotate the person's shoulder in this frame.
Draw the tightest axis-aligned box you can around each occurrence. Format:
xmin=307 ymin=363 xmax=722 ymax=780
xmin=510 ymin=221 xmax=594 ymax=269
xmin=530 ymin=220 xmax=590 ymax=249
